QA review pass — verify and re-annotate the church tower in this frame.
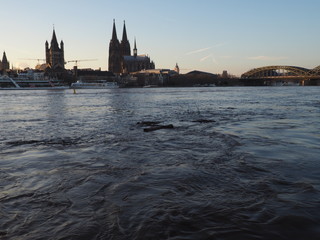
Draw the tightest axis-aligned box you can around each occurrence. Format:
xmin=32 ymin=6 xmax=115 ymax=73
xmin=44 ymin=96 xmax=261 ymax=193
xmin=45 ymin=28 xmax=65 ymax=70
xmin=108 ymin=20 xmax=122 ymax=74
xmin=120 ymin=21 xmax=131 ymax=57
xmin=174 ymin=63 xmax=180 ymax=74
xmin=0 ymin=51 xmax=9 ymax=71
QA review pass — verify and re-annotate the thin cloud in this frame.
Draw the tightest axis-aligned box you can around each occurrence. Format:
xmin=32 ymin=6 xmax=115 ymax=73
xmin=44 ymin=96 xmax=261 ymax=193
xmin=248 ymin=56 xmax=288 ymax=61
xmin=200 ymin=54 xmax=218 ymax=64
xmin=186 ymin=47 xmax=212 ymax=55
xmin=186 ymin=43 xmax=227 ymax=56
xmin=200 ymin=55 xmax=212 ymax=62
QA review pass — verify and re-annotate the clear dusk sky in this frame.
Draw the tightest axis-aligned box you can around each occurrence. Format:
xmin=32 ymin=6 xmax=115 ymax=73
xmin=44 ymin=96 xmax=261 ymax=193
xmin=1 ymin=0 xmax=320 ymax=76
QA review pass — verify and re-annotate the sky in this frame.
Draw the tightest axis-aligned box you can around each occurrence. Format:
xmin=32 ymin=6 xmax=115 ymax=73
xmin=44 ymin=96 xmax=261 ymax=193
xmin=1 ymin=0 xmax=320 ymax=76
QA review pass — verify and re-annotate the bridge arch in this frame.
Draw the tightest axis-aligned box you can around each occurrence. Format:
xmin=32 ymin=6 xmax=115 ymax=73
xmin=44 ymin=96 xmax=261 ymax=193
xmin=312 ymin=65 xmax=320 ymax=74
xmin=241 ymin=65 xmax=312 ymax=79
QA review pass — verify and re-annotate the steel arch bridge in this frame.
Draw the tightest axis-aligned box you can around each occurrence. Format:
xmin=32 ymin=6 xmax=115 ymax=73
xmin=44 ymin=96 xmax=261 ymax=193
xmin=312 ymin=65 xmax=320 ymax=74
xmin=241 ymin=65 xmax=315 ymax=79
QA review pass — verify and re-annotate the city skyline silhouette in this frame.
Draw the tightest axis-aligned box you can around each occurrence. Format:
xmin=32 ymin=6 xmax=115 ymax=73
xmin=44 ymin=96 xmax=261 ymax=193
xmin=1 ymin=0 xmax=320 ymax=76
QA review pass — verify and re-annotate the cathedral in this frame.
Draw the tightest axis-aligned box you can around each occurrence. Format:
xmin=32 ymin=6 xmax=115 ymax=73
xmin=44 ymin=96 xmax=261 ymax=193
xmin=108 ymin=20 xmax=155 ymax=74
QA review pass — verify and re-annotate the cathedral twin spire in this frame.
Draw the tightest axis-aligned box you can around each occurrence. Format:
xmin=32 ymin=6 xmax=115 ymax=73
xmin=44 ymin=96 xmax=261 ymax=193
xmin=111 ymin=20 xmax=131 ymax=56
xmin=109 ymin=20 xmax=133 ymax=73
xmin=111 ymin=20 xmax=132 ymax=56
xmin=111 ymin=19 xmax=118 ymax=41
xmin=108 ymin=19 xmax=155 ymax=74
xmin=122 ymin=21 xmax=128 ymax=42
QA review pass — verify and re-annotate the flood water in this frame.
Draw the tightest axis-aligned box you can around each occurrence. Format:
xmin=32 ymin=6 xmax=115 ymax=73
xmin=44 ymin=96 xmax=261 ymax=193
xmin=0 ymin=87 xmax=319 ymax=240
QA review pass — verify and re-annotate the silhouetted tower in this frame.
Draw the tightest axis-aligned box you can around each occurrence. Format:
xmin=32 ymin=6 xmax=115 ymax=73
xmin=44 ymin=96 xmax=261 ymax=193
xmin=45 ymin=28 xmax=65 ymax=70
xmin=108 ymin=19 xmax=122 ymax=74
xmin=108 ymin=20 xmax=155 ymax=74
xmin=120 ymin=21 xmax=131 ymax=56
xmin=174 ymin=63 xmax=180 ymax=74
xmin=133 ymin=38 xmax=137 ymax=57
xmin=1 ymin=51 xmax=10 ymax=71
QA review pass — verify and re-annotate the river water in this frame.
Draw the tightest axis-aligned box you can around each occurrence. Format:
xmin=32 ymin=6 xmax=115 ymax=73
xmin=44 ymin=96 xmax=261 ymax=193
xmin=0 ymin=87 xmax=319 ymax=240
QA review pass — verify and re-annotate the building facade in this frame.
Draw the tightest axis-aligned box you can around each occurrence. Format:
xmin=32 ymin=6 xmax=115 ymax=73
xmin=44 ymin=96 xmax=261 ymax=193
xmin=108 ymin=20 xmax=155 ymax=74
xmin=45 ymin=29 xmax=65 ymax=70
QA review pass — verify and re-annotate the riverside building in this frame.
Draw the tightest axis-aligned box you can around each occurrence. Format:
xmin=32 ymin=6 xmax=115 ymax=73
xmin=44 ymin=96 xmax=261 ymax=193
xmin=45 ymin=28 xmax=66 ymax=79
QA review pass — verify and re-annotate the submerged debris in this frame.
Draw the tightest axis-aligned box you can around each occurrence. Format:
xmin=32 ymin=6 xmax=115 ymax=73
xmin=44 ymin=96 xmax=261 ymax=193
xmin=137 ymin=121 xmax=162 ymax=126
xmin=143 ymin=124 xmax=174 ymax=132
xmin=137 ymin=121 xmax=174 ymax=132
xmin=192 ymin=119 xmax=216 ymax=123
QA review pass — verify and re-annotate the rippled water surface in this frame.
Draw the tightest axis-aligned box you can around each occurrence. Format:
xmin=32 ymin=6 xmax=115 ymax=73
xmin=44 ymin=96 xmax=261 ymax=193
xmin=0 ymin=87 xmax=319 ymax=239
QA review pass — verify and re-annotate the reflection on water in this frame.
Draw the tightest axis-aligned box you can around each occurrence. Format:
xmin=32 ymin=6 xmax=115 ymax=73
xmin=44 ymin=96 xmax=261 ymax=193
xmin=0 ymin=87 xmax=319 ymax=239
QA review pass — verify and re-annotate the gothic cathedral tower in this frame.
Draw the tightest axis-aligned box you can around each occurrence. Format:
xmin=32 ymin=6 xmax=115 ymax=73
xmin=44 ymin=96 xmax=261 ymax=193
xmin=45 ymin=28 xmax=65 ymax=70
xmin=120 ymin=21 xmax=131 ymax=57
xmin=108 ymin=20 xmax=122 ymax=74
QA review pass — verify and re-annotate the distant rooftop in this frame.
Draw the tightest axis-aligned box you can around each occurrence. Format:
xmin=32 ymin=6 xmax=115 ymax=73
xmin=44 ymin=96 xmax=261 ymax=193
xmin=124 ymin=55 xmax=150 ymax=62
xmin=187 ymin=70 xmax=217 ymax=76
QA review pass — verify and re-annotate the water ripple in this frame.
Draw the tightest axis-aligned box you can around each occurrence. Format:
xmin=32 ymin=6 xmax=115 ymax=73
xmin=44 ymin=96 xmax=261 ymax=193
xmin=0 ymin=87 xmax=319 ymax=239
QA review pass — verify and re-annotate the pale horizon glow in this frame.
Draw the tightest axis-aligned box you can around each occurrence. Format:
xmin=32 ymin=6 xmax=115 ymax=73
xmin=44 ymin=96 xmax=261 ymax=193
xmin=248 ymin=56 xmax=289 ymax=61
xmin=1 ymin=0 xmax=320 ymax=76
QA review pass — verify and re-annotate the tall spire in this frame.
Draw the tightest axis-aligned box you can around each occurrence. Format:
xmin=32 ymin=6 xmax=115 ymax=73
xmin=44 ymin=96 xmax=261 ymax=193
xmin=112 ymin=19 xmax=118 ymax=40
xmin=120 ymin=20 xmax=131 ymax=56
xmin=122 ymin=20 xmax=128 ymax=42
xmin=2 ymin=51 xmax=8 ymax=62
xmin=51 ymin=27 xmax=59 ymax=49
xmin=1 ymin=51 xmax=9 ymax=71
xmin=109 ymin=19 xmax=121 ymax=74
xmin=133 ymin=38 xmax=137 ymax=57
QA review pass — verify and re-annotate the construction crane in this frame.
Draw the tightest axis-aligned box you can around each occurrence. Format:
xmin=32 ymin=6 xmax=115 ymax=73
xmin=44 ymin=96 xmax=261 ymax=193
xmin=20 ymin=58 xmax=46 ymax=64
xmin=67 ymin=59 xmax=98 ymax=80
xmin=66 ymin=59 xmax=97 ymax=68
